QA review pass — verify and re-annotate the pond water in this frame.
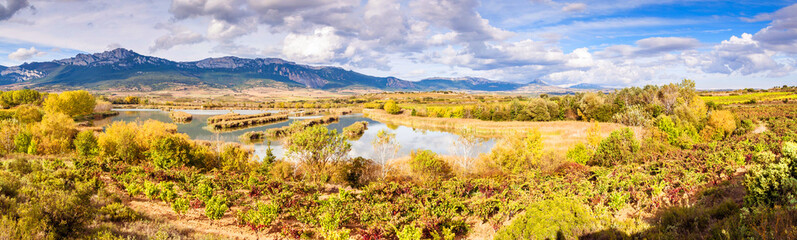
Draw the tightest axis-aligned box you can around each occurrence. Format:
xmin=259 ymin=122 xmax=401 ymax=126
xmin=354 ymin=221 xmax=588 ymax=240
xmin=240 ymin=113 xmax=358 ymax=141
xmin=95 ymin=109 xmax=497 ymax=161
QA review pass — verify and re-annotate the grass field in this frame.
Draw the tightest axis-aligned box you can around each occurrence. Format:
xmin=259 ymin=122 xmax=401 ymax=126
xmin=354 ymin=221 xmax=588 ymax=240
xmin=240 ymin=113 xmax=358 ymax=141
xmin=700 ymin=91 xmax=797 ymax=104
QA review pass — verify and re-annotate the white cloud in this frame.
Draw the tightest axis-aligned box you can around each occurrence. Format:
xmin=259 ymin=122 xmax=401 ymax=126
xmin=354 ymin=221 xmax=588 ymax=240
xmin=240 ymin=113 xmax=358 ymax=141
xmin=562 ymin=3 xmax=586 ymax=12
xmin=8 ymin=47 xmax=45 ymax=61
xmin=702 ymin=33 xmax=792 ymax=77
xmin=150 ymin=24 xmax=205 ymax=52
xmin=282 ymin=26 xmax=343 ymax=63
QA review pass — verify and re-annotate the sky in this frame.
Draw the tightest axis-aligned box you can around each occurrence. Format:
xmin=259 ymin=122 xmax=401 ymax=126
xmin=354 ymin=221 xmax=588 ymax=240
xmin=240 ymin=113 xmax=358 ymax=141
xmin=0 ymin=0 xmax=796 ymax=89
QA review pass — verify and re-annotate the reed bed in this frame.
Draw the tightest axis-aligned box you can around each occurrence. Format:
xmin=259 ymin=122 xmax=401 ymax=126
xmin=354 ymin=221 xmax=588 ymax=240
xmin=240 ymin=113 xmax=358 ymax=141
xmin=207 ymin=112 xmax=273 ymax=124
xmin=169 ymin=111 xmax=193 ymax=123
xmin=209 ymin=114 xmax=288 ymax=130
xmin=290 ymin=110 xmax=325 ymax=117
xmin=239 ymin=115 xmax=340 ymax=142
xmin=342 ymin=121 xmax=369 ymax=139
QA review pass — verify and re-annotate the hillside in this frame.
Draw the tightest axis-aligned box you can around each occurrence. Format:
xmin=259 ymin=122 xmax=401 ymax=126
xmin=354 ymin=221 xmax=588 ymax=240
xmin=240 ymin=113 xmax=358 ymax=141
xmin=0 ymin=48 xmax=551 ymax=92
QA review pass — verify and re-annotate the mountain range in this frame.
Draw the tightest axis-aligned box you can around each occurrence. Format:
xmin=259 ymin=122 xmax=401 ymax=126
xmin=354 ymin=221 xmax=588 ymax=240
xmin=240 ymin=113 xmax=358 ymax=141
xmin=0 ymin=48 xmax=563 ymax=92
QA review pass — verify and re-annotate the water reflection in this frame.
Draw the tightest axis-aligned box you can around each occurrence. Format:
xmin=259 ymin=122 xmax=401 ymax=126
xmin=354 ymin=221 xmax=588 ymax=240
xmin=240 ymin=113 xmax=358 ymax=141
xmin=97 ymin=109 xmax=496 ymax=161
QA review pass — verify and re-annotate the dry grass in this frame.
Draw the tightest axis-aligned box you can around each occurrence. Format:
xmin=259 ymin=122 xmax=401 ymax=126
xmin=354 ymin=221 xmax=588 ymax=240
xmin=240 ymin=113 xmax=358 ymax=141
xmin=364 ymin=109 xmax=642 ymax=152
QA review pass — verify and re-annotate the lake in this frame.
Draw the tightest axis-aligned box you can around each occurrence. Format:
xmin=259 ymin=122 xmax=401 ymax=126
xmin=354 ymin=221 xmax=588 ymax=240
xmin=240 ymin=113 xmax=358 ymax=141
xmin=95 ymin=109 xmax=497 ymax=161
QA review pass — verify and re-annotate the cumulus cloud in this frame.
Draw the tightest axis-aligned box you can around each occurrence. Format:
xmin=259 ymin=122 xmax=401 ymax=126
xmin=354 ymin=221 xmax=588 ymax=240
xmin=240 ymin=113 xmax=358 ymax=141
xmin=150 ymin=24 xmax=205 ymax=52
xmin=8 ymin=47 xmax=45 ymax=61
xmin=282 ymin=26 xmax=343 ymax=63
xmin=562 ymin=3 xmax=586 ymax=12
xmin=0 ymin=0 xmax=28 ymax=21
xmin=751 ymin=4 xmax=797 ymax=54
xmin=410 ymin=0 xmax=513 ymax=44
xmin=702 ymin=33 xmax=792 ymax=77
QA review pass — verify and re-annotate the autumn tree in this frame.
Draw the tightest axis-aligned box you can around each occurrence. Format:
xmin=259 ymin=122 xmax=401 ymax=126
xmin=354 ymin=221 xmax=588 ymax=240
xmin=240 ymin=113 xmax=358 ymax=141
xmin=43 ymin=90 xmax=96 ymax=117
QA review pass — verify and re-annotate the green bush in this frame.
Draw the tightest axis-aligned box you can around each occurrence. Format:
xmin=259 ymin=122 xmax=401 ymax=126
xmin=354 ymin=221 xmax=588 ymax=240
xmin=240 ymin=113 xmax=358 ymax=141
xmin=566 ymin=143 xmax=592 ymax=165
xmin=143 ymin=181 xmax=160 ymax=200
xmin=590 ymin=128 xmax=639 ymax=167
xmin=240 ymin=201 xmax=279 ymax=231
xmin=98 ymin=202 xmax=140 ymax=222
xmin=74 ymin=130 xmax=98 ymax=157
xmin=494 ymin=196 xmax=596 ymax=240
xmin=205 ymin=195 xmax=228 ymax=221
xmin=14 ymin=130 xmax=32 ymax=153
xmin=171 ymin=197 xmax=190 ymax=216
xmin=395 ymin=224 xmax=423 ymax=240
xmin=410 ymin=150 xmax=452 ymax=181
xmin=744 ymin=161 xmax=797 ymax=206
xmin=148 ymin=135 xmax=192 ymax=169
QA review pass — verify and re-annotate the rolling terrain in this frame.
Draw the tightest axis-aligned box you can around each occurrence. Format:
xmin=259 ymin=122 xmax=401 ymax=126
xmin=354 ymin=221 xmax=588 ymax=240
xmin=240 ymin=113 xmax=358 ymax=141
xmin=0 ymin=48 xmax=564 ymax=92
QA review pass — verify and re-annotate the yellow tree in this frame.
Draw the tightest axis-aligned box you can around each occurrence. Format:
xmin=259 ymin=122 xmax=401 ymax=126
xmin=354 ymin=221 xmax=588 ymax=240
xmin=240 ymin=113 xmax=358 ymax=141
xmin=44 ymin=90 xmax=96 ymax=117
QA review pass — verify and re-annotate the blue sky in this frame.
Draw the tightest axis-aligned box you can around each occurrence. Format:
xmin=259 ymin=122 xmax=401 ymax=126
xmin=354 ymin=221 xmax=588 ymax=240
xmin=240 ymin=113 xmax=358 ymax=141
xmin=0 ymin=0 xmax=796 ymax=89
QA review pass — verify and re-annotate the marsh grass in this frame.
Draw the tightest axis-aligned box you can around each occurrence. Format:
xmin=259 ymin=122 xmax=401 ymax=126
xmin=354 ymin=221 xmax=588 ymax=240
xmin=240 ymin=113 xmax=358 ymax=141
xmin=169 ymin=111 xmax=193 ymax=123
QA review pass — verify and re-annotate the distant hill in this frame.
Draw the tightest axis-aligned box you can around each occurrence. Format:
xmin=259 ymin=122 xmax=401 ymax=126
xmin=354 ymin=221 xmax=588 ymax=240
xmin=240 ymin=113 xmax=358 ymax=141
xmin=0 ymin=48 xmax=552 ymax=92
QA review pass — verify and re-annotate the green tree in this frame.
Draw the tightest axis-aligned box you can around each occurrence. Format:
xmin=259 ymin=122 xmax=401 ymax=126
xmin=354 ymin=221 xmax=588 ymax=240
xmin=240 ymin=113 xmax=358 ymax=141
xmin=285 ymin=125 xmax=351 ymax=181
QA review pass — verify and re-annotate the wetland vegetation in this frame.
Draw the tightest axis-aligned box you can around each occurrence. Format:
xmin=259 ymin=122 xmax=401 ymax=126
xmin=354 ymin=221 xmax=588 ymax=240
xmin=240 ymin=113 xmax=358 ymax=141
xmin=1 ymin=82 xmax=796 ymax=239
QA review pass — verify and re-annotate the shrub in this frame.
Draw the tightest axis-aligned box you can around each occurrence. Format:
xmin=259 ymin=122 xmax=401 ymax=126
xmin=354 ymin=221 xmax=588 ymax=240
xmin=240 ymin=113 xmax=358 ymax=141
xmin=171 ymin=197 xmax=190 ymax=216
xmin=566 ymin=143 xmax=592 ymax=165
xmin=241 ymin=201 xmax=279 ymax=232
xmin=332 ymin=156 xmax=376 ymax=188
xmin=74 ymin=130 xmax=98 ymax=157
xmin=13 ymin=105 xmax=42 ymax=124
xmin=31 ymin=112 xmax=77 ymax=154
xmin=655 ymin=115 xmax=699 ymax=149
xmin=0 ymin=120 xmax=20 ymax=154
xmin=195 ymin=182 xmax=214 ymax=203
xmin=494 ymin=196 xmax=596 ymax=240
xmin=98 ymin=202 xmax=140 ymax=222
xmin=409 ymin=150 xmax=452 ymax=181
xmin=205 ymin=195 xmax=229 ymax=221
xmin=590 ymin=128 xmax=639 ymax=167
xmin=285 ymin=125 xmax=351 ymax=181
xmin=707 ymin=110 xmax=736 ymax=137
xmin=144 ymin=181 xmax=160 ymax=200
xmin=486 ymin=129 xmax=543 ymax=173
xmin=744 ymin=161 xmax=797 ymax=206
xmin=14 ymin=130 xmax=32 ymax=153
xmin=395 ymin=224 xmax=423 ymax=240
xmin=148 ymin=135 xmax=192 ymax=169
xmin=98 ymin=121 xmax=143 ymax=162
xmin=270 ymin=161 xmax=294 ymax=181
xmin=384 ymin=100 xmax=401 ymax=114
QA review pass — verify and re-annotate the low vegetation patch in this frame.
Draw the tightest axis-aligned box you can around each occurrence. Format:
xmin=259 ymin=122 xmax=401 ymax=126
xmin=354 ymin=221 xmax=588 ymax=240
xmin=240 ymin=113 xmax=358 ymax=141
xmin=342 ymin=121 xmax=368 ymax=139
xmin=169 ymin=111 xmax=193 ymax=123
